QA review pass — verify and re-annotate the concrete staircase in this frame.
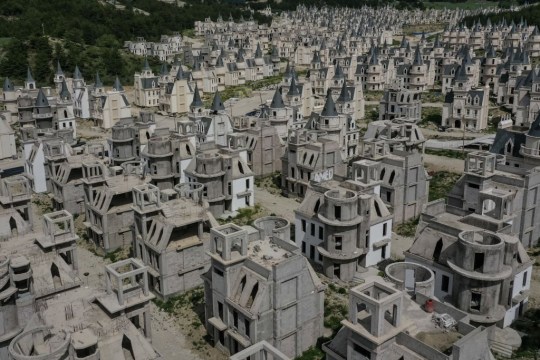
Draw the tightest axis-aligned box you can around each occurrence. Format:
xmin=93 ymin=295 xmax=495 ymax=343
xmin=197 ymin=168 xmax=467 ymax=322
xmin=489 ymin=327 xmax=521 ymax=359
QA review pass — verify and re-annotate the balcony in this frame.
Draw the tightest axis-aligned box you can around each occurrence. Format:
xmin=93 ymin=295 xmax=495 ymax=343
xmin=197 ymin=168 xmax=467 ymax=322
xmin=520 ymin=145 xmax=540 ymax=159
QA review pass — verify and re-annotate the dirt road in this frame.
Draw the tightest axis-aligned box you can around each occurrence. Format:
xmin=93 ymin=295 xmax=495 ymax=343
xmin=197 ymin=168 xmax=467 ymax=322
xmin=255 ymin=186 xmax=300 ymax=223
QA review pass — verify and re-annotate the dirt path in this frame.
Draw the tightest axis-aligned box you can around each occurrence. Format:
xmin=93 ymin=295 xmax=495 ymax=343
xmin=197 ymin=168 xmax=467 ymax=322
xmin=255 ymin=186 xmax=300 ymax=223
xmin=424 ymin=154 xmax=464 ymax=173
xmin=74 ymin=244 xmax=204 ymax=360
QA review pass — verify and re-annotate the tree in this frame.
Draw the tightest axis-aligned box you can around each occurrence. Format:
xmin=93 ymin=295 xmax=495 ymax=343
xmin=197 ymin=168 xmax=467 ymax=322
xmin=0 ymin=38 xmax=28 ymax=80
xmin=32 ymin=36 xmax=53 ymax=84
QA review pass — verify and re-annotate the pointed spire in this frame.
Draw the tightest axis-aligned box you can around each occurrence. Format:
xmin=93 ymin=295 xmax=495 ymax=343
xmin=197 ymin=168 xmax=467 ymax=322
xmin=73 ymin=65 xmax=83 ymax=80
xmin=59 ymin=79 xmax=71 ymax=100
xmin=3 ymin=78 xmax=14 ymax=92
xmin=94 ymin=72 xmax=103 ymax=88
xmin=255 ymin=43 xmax=263 ymax=58
xmin=56 ymin=61 xmax=64 ymax=76
xmin=35 ymin=88 xmax=49 ymax=107
xmin=113 ymin=76 xmax=124 ymax=92
xmin=190 ymin=84 xmax=203 ymax=109
xmin=270 ymin=87 xmax=285 ymax=109
xmin=211 ymin=90 xmax=225 ymax=112
xmin=143 ymin=57 xmax=151 ymax=71
xmin=334 ymin=63 xmax=344 ymax=79
xmin=26 ymin=67 xmax=34 ymax=83
xmin=413 ymin=44 xmax=423 ymax=66
xmin=321 ymin=89 xmax=338 ymax=117
xmin=160 ymin=62 xmax=169 ymax=76
xmin=288 ymin=77 xmax=300 ymax=96
xmin=336 ymin=82 xmax=352 ymax=103
xmin=433 ymin=34 xmax=441 ymax=48
xmin=176 ymin=64 xmax=185 ymax=80
xmin=216 ymin=54 xmax=225 ymax=67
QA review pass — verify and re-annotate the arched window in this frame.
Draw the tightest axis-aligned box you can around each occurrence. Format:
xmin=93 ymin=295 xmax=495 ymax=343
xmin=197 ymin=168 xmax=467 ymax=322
xmin=380 ymin=168 xmax=386 ymax=180
xmin=389 ymin=170 xmax=395 ymax=185
xmin=433 ymin=239 xmax=443 ymax=262
xmin=314 ymin=199 xmax=321 ymax=213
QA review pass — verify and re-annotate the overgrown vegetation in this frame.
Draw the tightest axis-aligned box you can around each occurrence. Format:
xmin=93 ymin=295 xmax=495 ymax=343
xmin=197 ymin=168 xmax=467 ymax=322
xmin=364 ymin=105 xmax=380 ymax=122
xmin=395 ymin=217 xmax=420 ymax=237
xmin=218 ymin=204 xmax=266 ymax=226
xmin=425 ymin=148 xmax=467 ymax=159
xmin=364 ymin=91 xmax=385 ymax=102
xmin=512 ymin=308 xmax=540 ymax=358
xmin=428 ymin=171 xmax=461 ymax=202
xmin=254 ymin=172 xmax=282 ymax=195
xmin=420 ymin=106 xmax=442 ymax=127
xmin=104 ymin=246 xmax=131 ymax=263
xmin=203 ymin=75 xmax=282 ymax=107
xmin=32 ymin=194 xmax=53 ymax=215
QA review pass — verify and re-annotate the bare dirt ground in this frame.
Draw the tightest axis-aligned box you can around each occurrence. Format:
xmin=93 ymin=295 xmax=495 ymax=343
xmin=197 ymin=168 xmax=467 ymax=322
xmin=424 ymin=154 xmax=464 ymax=173
xmin=254 ymin=186 xmax=300 ymax=223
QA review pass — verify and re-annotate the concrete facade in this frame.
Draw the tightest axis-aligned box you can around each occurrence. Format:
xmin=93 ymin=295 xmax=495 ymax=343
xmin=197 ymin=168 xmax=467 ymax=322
xmin=323 ymin=281 xmax=495 ymax=360
xmin=295 ymin=166 xmax=393 ymax=281
xmin=203 ymin=223 xmax=325 ymax=358
xmin=359 ymin=119 xmax=430 ymax=225
xmin=132 ymin=183 xmax=215 ymax=299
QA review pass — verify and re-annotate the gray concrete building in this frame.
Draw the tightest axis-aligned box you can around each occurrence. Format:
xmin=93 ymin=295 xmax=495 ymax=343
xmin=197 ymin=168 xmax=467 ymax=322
xmin=281 ymin=129 xmax=347 ymax=198
xmin=132 ymin=183 xmax=216 ymax=299
xmin=141 ymin=128 xmax=196 ymax=190
xmin=203 ymin=222 xmax=325 ymax=358
xmin=358 ymin=119 xmax=430 ymax=225
xmin=108 ymin=112 xmax=156 ymax=167
xmin=379 ymin=84 xmax=422 ymax=122
xmin=294 ymin=161 xmax=393 ymax=282
xmin=184 ymin=144 xmax=254 ymax=218
xmin=46 ymin=141 xmax=107 ymax=215
xmin=0 ymin=175 xmax=33 ymax=239
xmin=233 ymin=116 xmax=283 ymax=178
xmin=323 ymin=280 xmax=496 ymax=360
xmin=446 ymin=120 xmax=540 ymax=248
xmin=405 ymin=198 xmax=533 ymax=328
xmin=82 ymin=161 xmax=149 ymax=252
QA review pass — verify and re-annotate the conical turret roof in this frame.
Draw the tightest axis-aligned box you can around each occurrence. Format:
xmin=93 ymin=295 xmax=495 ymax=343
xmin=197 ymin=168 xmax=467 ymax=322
xmin=35 ymin=88 xmax=49 ymax=107
xmin=56 ymin=61 xmax=64 ymax=76
xmin=113 ymin=76 xmax=124 ymax=92
xmin=3 ymin=78 xmax=14 ymax=92
xmin=321 ymin=89 xmax=338 ymax=117
xmin=26 ymin=67 xmax=34 ymax=83
xmin=211 ymin=91 xmax=225 ymax=112
xmin=191 ymin=84 xmax=203 ymax=108
xmin=142 ymin=58 xmax=151 ymax=71
xmin=336 ymin=82 xmax=352 ymax=103
xmin=270 ymin=87 xmax=285 ymax=108
xmin=59 ymin=79 xmax=71 ymax=100
xmin=94 ymin=72 xmax=103 ymax=88
xmin=73 ymin=65 xmax=83 ymax=80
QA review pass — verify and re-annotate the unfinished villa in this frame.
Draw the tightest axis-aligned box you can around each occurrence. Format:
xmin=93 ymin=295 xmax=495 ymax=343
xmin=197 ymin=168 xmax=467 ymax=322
xmin=323 ymin=280 xmax=495 ymax=360
xmin=132 ymin=183 xmax=216 ymax=299
xmin=203 ymin=222 xmax=325 ymax=358
xmin=295 ymin=159 xmax=393 ymax=282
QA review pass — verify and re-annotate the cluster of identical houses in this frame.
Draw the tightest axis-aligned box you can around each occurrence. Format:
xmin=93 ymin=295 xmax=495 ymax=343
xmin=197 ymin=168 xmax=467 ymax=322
xmin=0 ymin=3 xmax=539 ymax=360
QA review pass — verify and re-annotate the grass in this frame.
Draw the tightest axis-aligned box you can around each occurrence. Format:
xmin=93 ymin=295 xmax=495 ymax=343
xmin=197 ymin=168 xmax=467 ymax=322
xmin=153 ymin=287 xmax=205 ymax=314
xmin=420 ymin=106 xmax=442 ymax=128
xmin=512 ymin=308 xmax=540 ymax=358
xmin=104 ymin=246 xmax=131 ymax=263
xmin=402 ymin=23 xmax=446 ymax=35
xmin=364 ymin=91 xmax=384 ymax=102
xmin=254 ymin=171 xmax=282 ymax=195
xmin=395 ymin=217 xmax=420 ymax=237
xmin=422 ymin=90 xmax=444 ymax=103
xmin=428 ymin=171 xmax=461 ymax=202
xmin=218 ymin=204 xmax=265 ymax=226
xmin=425 ymin=148 xmax=467 ymax=160
xmin=203 ymin=74 xmax=282 ymax=107
xmin=364 ymin=105 xmax=379 ymax=122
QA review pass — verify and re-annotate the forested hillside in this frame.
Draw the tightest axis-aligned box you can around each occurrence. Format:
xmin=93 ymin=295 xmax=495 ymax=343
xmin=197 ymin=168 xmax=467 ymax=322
xmin=463 ymin=2 xmax=540 ymax=27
